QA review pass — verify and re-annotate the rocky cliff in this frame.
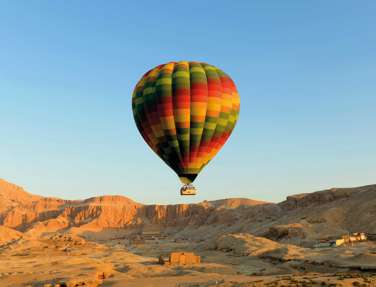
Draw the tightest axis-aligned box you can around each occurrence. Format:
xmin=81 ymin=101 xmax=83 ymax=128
xmin=1 ymin=178 xmax=375 ymax=246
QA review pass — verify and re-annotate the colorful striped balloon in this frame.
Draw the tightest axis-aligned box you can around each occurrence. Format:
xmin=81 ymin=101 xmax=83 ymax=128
xmin=132 ymin=61 xmax=240 ymax=184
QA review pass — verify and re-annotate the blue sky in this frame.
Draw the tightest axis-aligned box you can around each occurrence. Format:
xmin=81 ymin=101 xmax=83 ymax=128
xmin=0 ymin=1 xmax=375 ymax=204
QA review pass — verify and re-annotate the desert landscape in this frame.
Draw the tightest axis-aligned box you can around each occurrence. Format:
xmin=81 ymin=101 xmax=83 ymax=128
xmin=0 ymin=178 xmax=376 ymax=287
xmin=2 ymin=1 xmax=375 ymax=286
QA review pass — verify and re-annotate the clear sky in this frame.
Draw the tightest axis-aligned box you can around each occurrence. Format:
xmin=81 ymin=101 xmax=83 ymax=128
xmin=1 ymin=1 xmax=375 ymax=204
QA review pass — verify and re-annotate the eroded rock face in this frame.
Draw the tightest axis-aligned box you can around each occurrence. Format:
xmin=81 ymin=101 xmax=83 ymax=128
xmin=1 ymin=178 xmax=376 ymax=245
xmin=0 ymin=180 xmax=143 ymax=231
xmin=279 ymin=185 xmax=375 ymax=210
xmin=142 ymin=204 xmax=212 ymax=225
xmin=0 ymin=179 xmax=66 ymax=230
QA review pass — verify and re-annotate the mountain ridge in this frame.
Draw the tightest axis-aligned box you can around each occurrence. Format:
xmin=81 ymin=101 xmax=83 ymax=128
xmin=1 ymin=178 xmax=376 ymax=247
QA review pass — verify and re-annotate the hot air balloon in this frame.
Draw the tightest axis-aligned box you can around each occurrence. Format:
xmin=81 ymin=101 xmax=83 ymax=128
xmin=132 ymin=61 xmax=240 ymax=195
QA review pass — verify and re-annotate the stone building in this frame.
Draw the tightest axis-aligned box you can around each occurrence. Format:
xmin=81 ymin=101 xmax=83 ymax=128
xmin=161 ymin=252 xmax=201 ymax=265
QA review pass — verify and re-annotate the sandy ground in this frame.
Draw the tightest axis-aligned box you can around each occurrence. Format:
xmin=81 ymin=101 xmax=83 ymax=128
xmin=1 ymin=234 xmax=376 ymax=287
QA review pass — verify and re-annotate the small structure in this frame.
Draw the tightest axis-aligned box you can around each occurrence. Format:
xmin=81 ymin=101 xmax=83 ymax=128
xmin=160 ymin=252 xmax=201 ymax=265
xmin=314 ymin=232 xmax=368 ymax=248
xmin=338 ymin=232 xmax=367 ymax=246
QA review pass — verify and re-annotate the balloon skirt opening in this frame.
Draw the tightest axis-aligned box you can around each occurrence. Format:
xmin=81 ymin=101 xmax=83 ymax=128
xmin=179 ymin=174 xmax=198 ymax=184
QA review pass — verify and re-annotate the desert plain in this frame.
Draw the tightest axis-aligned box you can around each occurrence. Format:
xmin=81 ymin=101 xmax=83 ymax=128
xmin=1 ymin=178 xmax=376 ymax=287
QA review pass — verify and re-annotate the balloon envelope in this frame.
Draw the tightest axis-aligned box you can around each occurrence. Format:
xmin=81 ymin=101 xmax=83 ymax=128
xmin=132 ymin=61 xmax=240 ymax=184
